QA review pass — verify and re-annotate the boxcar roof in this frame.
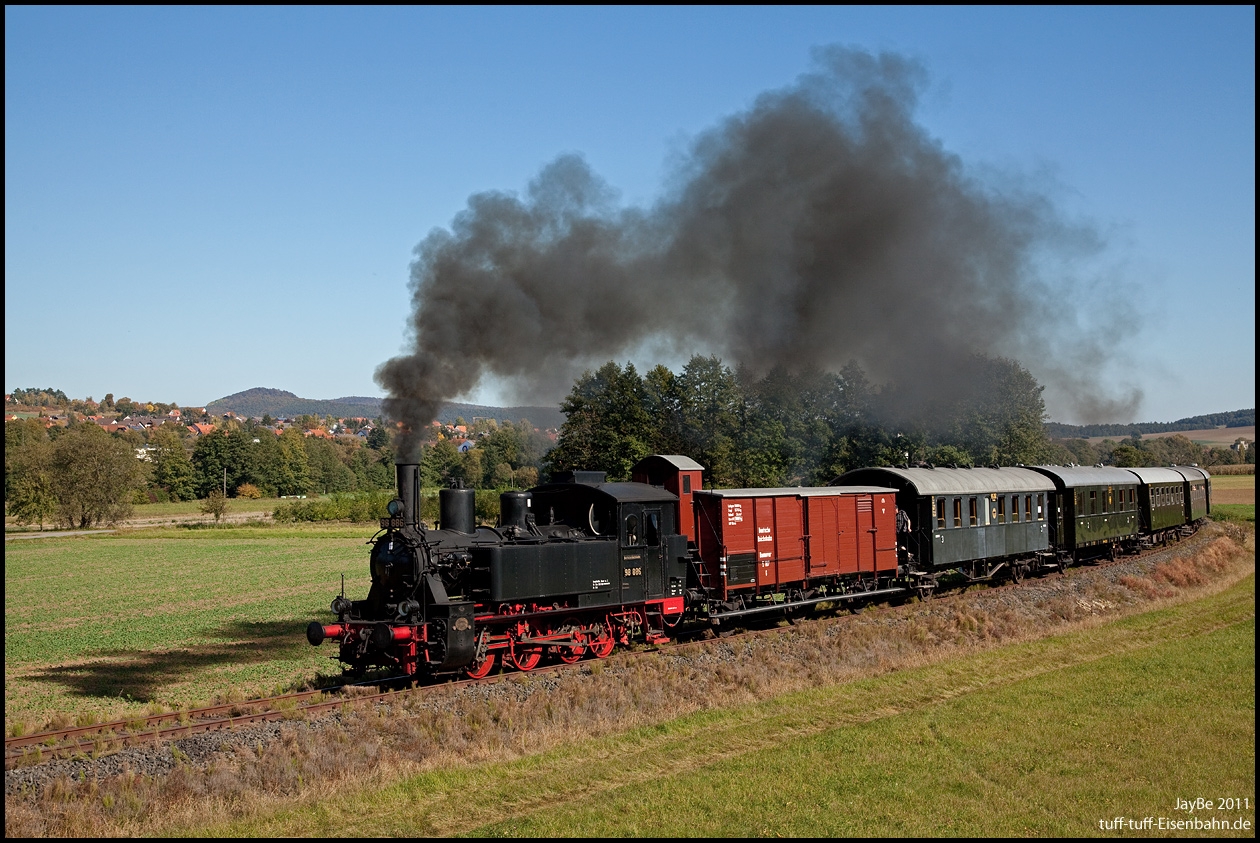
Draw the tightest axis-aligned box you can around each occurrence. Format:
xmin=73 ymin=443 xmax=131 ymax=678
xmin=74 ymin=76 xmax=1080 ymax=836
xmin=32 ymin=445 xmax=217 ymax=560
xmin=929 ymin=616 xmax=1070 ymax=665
xmin=634 ymin=454 xmax=704 ymax=471
xmin=1029 ymin=466 xmax=1139 ymax=487
xmin=1124 ymin=466 xmax=1188 ymax=484
xmin=836 ymin=466 xmax=1054 ymax=496
xmin=1170 ymin=465 xmax=1212 ymax=482
xmin=696 ymin=486 xmax=897 ymax=498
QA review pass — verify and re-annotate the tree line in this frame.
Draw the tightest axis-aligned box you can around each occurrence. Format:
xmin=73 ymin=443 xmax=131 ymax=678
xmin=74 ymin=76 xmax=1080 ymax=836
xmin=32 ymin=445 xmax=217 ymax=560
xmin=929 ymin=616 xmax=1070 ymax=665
xmin=545 ymin=353 xmax=1055 ymax=486
xmin=7 ymin=358 xmax=1249 ymax=529
xmin=4 ymin=416 xmax=398 ymax=529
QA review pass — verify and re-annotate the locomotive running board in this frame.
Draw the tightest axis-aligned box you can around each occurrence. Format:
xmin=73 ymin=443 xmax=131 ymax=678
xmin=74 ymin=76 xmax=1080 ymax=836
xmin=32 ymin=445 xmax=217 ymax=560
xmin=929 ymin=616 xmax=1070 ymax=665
xmin=709 ymin=586 xmax=908 ymax=622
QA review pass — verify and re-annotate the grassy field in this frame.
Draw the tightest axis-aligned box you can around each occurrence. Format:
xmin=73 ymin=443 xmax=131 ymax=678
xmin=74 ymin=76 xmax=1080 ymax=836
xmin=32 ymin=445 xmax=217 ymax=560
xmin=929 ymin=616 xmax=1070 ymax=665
xmin=1212 ymin=474 xmax=1255 ymax=506
xmin=3 ymin=496 xmax=286 ymax=532
xmin=196 ymin=572 xmax=1256 ymax=837
xmin=4 ymin=524 xmax=371 ymax=733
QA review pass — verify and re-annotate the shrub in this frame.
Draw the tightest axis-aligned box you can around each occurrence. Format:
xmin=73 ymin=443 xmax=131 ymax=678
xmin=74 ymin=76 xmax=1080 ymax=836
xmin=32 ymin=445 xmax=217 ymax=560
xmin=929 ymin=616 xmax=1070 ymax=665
xmin=236 ymin=483 xmax=263 ymax=499
xmin=272 ymin=490 xmax=393 ymax=523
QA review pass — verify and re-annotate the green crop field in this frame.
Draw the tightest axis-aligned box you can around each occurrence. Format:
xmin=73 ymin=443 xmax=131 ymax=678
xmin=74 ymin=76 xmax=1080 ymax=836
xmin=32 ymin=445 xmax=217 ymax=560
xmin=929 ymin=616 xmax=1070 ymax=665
xmin=199 ymin=574 xmax=1257 ymax=838
xmin=4 ymin=524 xmax=371 ymax=732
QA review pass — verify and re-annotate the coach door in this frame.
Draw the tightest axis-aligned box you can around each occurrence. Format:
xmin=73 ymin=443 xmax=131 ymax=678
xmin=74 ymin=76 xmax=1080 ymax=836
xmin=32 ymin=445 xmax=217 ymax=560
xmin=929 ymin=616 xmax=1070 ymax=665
xmin=620 ymin=504 xmax=646 ymax=604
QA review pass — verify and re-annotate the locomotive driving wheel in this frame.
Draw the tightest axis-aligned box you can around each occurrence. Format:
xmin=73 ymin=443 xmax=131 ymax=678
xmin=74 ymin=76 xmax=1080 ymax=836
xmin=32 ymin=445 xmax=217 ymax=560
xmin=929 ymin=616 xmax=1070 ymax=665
xmin=464 ymin=652 xmax=496 ymax=679
xmin=555 ymin=618 xmax=587 ymax=665
xmin=509 ymin=642 xmax=544 ymax=671
xmin=588 ymin=621 xmax=615 ymax=659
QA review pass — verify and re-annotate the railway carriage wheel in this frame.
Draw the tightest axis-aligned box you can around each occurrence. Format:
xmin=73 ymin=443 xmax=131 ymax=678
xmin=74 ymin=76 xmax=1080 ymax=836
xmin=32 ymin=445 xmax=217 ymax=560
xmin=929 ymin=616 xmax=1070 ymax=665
xmin=1010 ymin=563 xmax=1023 ymax=584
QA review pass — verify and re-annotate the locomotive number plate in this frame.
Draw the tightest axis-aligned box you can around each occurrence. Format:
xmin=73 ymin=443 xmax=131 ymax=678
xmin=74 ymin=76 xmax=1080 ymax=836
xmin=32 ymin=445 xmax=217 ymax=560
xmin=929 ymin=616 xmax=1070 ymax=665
xmin=379 ymin=516 xmax=406 ymax=529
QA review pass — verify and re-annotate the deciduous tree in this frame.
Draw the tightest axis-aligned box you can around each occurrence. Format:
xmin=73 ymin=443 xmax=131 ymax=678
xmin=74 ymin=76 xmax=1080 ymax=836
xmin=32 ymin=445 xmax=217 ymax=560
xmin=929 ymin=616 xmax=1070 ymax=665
xmin=49 ymin=424 xmax=144 ymax=528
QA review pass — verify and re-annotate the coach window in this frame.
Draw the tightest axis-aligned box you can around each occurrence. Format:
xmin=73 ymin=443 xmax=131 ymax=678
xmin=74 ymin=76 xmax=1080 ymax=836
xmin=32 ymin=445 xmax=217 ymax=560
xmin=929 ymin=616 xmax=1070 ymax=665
xmin=682 ymin=475 xmax=692 ymax=494
xmin=1129 ymin=488 xmax=1135 ymax=505
xmin=1089 ymin=490 xmax=1097 ymax=515
xmin=1012 ymin=495 xmax=1020 ymax=522
xmin=953 ymin=498 xmax=962 ymax=528
xmin=1037 ymin=493 xmax=1045 ymax=520
xmin=937 ymin=498 xmax=946 ymax=529
xmin=997 ymin=495 xmax=1005 ymax=522
xmin=1025 ymin=495 xmax=1033 ymax=520
xmin=968 ymin=497 xmax=978 ymax=527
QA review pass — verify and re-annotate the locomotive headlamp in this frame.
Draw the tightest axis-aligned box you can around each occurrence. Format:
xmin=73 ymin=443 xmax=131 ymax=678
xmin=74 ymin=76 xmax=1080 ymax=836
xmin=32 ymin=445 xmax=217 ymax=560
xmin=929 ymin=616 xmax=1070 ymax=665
xmin=387 ymin=499 xmax=404 ymax=517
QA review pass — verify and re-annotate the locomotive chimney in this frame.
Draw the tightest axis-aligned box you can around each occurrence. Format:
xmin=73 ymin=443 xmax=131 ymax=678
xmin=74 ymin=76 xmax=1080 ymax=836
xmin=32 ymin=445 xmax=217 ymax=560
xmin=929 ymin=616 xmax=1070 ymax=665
xmin=396 ymin=463 xmax=419 ymax=527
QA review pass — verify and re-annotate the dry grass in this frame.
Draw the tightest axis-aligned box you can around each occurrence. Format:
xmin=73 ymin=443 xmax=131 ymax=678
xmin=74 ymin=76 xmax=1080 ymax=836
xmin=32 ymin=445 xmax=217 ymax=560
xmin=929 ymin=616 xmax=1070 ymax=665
xmin=5 ymin=522 xmax=1254 ymax=837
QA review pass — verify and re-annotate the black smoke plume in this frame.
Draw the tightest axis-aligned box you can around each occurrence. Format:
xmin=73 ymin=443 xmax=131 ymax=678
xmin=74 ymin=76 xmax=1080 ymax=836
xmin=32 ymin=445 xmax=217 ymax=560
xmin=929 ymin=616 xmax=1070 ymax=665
xmin=378 ymin=47 xmax=1139 ymax=459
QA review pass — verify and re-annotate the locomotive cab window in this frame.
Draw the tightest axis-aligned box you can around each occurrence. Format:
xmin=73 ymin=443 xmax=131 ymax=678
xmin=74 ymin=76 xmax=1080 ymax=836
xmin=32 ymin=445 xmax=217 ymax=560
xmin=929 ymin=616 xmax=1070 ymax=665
xmin=645 ymin=511 xmax=660 ymax=546
xmin=588 ymin=504 xmax=609 ymax=536
xmin=624 ymin=514 xmax=641 ymax=546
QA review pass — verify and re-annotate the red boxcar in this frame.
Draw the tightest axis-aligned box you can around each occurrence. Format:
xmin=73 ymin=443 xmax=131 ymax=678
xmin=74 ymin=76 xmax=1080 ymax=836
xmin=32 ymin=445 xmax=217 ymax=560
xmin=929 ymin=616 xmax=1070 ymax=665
xmin=692 ymin=487 xmax=899 ymax=600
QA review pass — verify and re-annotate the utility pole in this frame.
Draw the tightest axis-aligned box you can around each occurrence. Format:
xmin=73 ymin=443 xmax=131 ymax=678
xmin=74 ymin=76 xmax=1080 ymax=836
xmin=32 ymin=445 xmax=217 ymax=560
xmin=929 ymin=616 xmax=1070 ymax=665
xmin=223 ymin=466 xmax=227 ymax=498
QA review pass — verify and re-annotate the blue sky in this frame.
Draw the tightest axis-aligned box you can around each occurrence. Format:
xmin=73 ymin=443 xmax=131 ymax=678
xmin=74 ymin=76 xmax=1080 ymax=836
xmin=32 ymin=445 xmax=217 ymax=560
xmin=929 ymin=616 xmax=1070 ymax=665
xmin=5 ymin=6 xmax=1254 ymax=423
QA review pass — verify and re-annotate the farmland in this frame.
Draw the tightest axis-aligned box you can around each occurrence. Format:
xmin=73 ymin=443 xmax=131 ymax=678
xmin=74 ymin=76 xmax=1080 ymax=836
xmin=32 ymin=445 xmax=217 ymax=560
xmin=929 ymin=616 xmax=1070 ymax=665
xmin=1212 ymin=473 xmax=1255 ymax=505
xmin=1083 ymin=425 xmax=1254 ymax=448
xmin=4 ymin=516 xmax=1254 ymax=837
xmin=4 ymin=526 xmax=365 ymax=733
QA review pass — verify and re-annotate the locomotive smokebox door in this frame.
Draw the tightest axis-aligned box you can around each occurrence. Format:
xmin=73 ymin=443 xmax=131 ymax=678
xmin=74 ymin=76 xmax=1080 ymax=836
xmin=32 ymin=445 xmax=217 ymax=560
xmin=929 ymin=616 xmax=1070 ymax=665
xmin=429 ymin=601 xmax=476 ymax=672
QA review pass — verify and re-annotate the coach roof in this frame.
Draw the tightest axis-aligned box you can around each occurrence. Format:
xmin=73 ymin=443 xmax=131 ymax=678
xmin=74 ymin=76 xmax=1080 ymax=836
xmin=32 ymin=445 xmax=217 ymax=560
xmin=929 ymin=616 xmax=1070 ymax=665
xmin=1170 ymin=465 xmax=1212 ymax=483
xmin=835 ymin=466 xmax=1054 ymax=496
xmin=1123 ymin=466 xmax=1188 ymax=485
xmin=1028 ymin=466 xmax=1140 ymax=487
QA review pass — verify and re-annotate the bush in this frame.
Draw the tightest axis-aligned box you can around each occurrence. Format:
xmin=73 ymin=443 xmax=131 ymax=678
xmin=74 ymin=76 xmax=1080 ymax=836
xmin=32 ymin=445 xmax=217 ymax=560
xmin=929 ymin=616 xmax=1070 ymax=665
xmin=272 ymin=490 xmax=393 ymax=523
xmin=236 ymin=483 xmax=263 ymax=499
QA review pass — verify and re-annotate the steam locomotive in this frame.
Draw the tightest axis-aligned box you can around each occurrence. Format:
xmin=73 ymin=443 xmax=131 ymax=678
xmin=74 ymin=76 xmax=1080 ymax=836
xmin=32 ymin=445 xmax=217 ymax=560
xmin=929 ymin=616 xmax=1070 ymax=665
xmin=306 ymin=455 xmax=1211 ymax=679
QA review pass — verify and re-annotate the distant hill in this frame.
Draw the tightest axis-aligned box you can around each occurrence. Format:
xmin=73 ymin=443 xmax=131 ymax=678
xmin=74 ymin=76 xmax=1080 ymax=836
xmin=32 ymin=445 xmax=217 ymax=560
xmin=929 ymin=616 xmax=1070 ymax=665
xmin=204 ymin=387 xmax=565 ymax=429
xmin=1045 ymin=409 xmax=1255 ymax=440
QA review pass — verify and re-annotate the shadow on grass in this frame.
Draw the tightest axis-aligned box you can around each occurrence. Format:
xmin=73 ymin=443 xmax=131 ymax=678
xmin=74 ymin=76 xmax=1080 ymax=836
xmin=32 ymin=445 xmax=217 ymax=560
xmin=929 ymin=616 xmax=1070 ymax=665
xmin=28 ymin=619 xmax=323 ymax=702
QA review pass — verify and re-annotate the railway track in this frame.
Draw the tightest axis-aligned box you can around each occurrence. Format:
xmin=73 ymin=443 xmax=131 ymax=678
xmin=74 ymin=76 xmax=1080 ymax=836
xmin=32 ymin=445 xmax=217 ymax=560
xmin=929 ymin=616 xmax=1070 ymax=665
xmin=6 ymin=527 xmax=1199 ymax=771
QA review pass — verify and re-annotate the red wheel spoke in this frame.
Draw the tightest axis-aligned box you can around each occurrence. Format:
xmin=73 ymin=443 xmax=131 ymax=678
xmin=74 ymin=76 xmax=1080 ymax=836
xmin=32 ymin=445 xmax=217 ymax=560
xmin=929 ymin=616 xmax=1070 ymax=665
xmin=465 ymin=652 xmax=496 ymax=679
